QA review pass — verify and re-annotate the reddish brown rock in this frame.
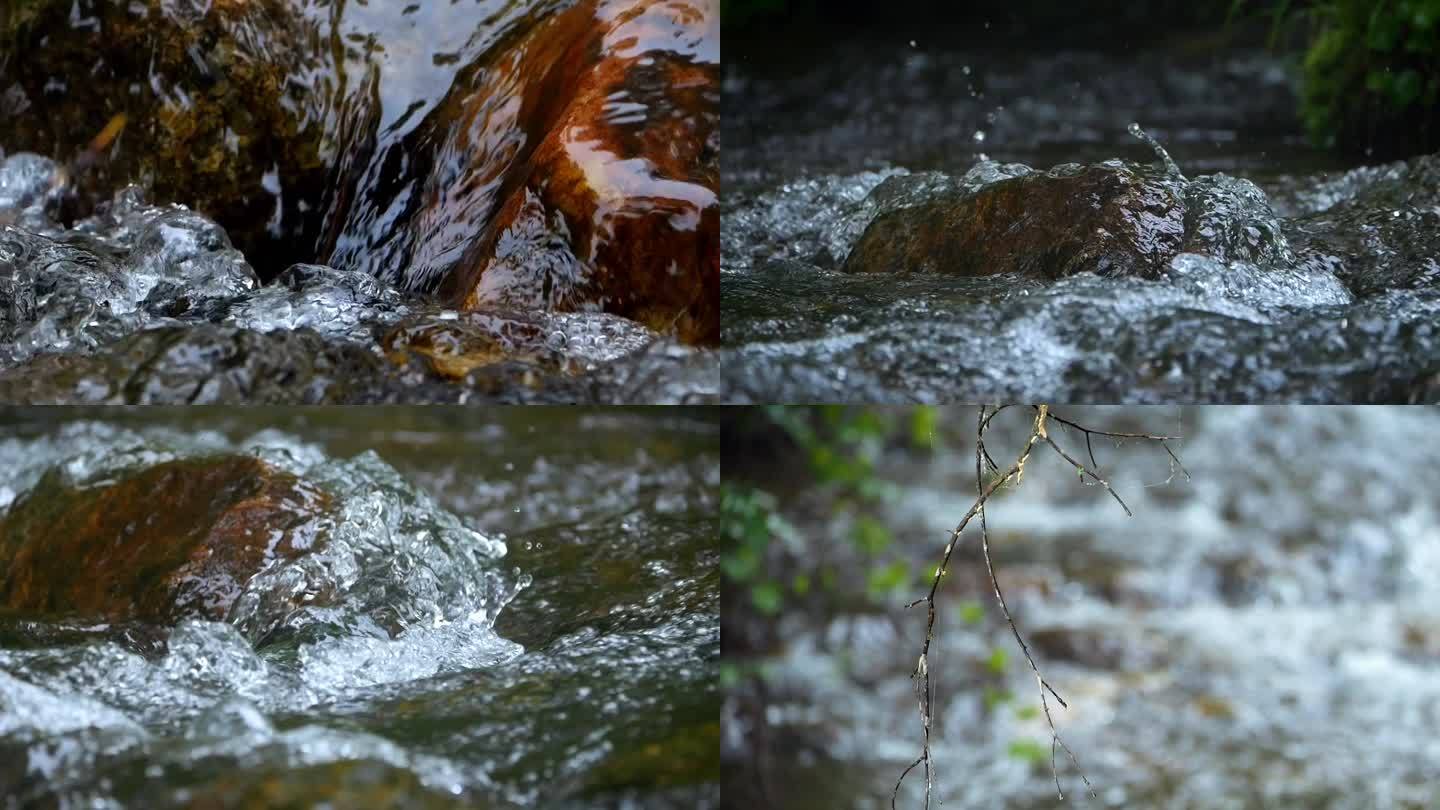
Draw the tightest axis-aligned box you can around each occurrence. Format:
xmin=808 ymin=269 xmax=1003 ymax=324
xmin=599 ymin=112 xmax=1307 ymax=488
xmin=0 ymin=455 xmax=331 ymax=623
xmin=441 ymin=0 xmax=720 ymax=344
xmin=842 ymin=163 xmax=1187 ymax=279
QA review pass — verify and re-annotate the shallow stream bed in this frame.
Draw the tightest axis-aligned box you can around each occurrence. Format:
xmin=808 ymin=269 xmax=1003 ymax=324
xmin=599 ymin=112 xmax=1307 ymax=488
xmin=0 ymin=0 xmax=720 ymax=404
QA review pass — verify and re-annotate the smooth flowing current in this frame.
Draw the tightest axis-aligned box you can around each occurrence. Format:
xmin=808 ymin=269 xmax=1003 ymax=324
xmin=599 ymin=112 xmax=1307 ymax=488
xmin=0 ymin=409 xmax=719 ymax=808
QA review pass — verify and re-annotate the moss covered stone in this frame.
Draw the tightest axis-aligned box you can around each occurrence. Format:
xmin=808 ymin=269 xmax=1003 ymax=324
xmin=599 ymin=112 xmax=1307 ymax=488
xmin=0 ymin=0 xmax=337 ymax=276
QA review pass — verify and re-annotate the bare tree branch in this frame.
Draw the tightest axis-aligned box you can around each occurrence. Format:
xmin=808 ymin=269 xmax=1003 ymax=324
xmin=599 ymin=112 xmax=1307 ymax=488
xmin=894 ymin=405 xmax=1186 ymax=807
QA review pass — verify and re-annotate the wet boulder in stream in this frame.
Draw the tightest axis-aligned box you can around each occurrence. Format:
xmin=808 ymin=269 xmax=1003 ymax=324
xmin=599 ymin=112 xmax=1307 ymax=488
xmin=443 ymin=0 xmax=721 ymax=344
xmin=0 ymin=455 xmax=333 ymax=624
xmin=841 ymin=158 xmax=1293 ymax=280
xmin=0 ymin=0 xmax=335 ymax=274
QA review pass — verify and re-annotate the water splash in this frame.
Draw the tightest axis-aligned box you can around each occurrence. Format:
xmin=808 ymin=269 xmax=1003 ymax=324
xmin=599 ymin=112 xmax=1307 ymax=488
xmin=1129 ymin=122 xmax=1187 ymax=182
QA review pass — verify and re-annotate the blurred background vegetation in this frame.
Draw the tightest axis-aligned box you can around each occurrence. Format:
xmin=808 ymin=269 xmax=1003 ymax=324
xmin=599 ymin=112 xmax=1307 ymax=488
xmin=724 ymin=0 xmax=1440 ymax=159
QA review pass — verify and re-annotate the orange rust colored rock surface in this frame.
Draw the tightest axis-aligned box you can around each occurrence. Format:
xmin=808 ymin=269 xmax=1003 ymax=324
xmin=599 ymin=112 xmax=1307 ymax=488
xmin=443 ymin=0 xmax=720 ymax=344
xmin=0 ymin=455 xmax=331 ymax=623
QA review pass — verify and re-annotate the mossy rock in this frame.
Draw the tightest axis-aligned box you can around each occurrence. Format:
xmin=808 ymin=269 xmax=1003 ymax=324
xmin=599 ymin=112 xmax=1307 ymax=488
xmin=0 ymin=0 xmax=334 ymax=276
xmin=0 ymin=454 xmax=332 ymax=623
xmin=173 ymin=760 xmax=469 ymax=810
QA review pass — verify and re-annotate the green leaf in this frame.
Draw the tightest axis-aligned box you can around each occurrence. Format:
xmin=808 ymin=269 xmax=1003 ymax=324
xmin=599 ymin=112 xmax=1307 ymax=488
xmin=1015 ymin=705 xmax=1041 ymax=721
xmin=957 ymin=601 xmax=985 ymax=625
xmin=985 ymin=647 xmax=1010 ymax=673
xmin=1006 ymin=739 xmax=1049 ymax=765
xmin=1368 ymin=7 xmax=1403 ymax=52
xmin=866 ymin=560 xmax=911 ymax=601
xmin=750 ymin=582 xmax=784 ymax=615
xmin=720 ymin=547 xmax=759 ymax=582
xmin=1391 ymin=68 xmax=1423 ymax=106
xmin=852 ymin=516 xmax=892 ymax=555
xmin=792 ymin=573 xmax=811 ymax=595
xmin=982 ymin=687 xmax=1012 ymax=711
xmin=910 ymin=407 xmax=938 ymax=449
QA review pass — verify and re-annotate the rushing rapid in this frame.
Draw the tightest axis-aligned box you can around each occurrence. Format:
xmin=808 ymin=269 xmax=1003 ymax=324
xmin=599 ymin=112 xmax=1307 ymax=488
xmin=0 ymin=410 xmax=720 ymax=808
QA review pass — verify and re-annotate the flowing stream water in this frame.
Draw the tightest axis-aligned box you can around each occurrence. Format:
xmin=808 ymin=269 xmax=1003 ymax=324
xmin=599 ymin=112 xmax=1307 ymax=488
xmin=0 ymin=408 xmax=720 ymax=808
xmin=722 ymin=406 xmax=1440 ymax=809
xmin=722 ymin=37 xmax=1440 ymax=403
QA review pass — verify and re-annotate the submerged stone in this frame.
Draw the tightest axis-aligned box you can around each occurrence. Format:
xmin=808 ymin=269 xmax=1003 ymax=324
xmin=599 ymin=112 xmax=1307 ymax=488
xmin=381 ymin=309 xmax=659 ymax=382
xmin=382 ymin=313 xmax=574 ymax=382
xmin=0 ymin=325 xmax=391 ymax=404
xmin=0 ymin=455 xmax=333 ymax=624
xmin=1287 ymin=153 xmax=1440 ymax=296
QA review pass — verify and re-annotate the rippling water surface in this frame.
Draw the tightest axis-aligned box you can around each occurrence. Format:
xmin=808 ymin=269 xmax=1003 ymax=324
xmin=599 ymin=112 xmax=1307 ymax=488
xmin=0 ymin=408 xmax=719 ymax=808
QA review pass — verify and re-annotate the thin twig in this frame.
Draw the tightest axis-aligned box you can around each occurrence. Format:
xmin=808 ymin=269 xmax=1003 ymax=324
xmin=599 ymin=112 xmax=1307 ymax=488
xmin=895 ymin=406 xmax=1186 ymax=807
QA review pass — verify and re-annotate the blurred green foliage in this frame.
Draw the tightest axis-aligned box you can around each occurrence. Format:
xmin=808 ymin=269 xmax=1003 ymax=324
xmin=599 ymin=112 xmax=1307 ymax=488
xmin=1230 ymin=0 xmax=1440 ymax=154
xmin=1006 ymin=738 xmax=1050 ymax=765
xmin=722 ymin=407 xmax=1021 ymax=712
xmin=721 ymin=407 xmax=1069 ymax=769
xmin=721 ymin=407 xmax=935 ymax=618
xmin=721 ymin=486 xmax=801 ymax=615
xmin=1302 ymin=0 xmax=1439 ymax=154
